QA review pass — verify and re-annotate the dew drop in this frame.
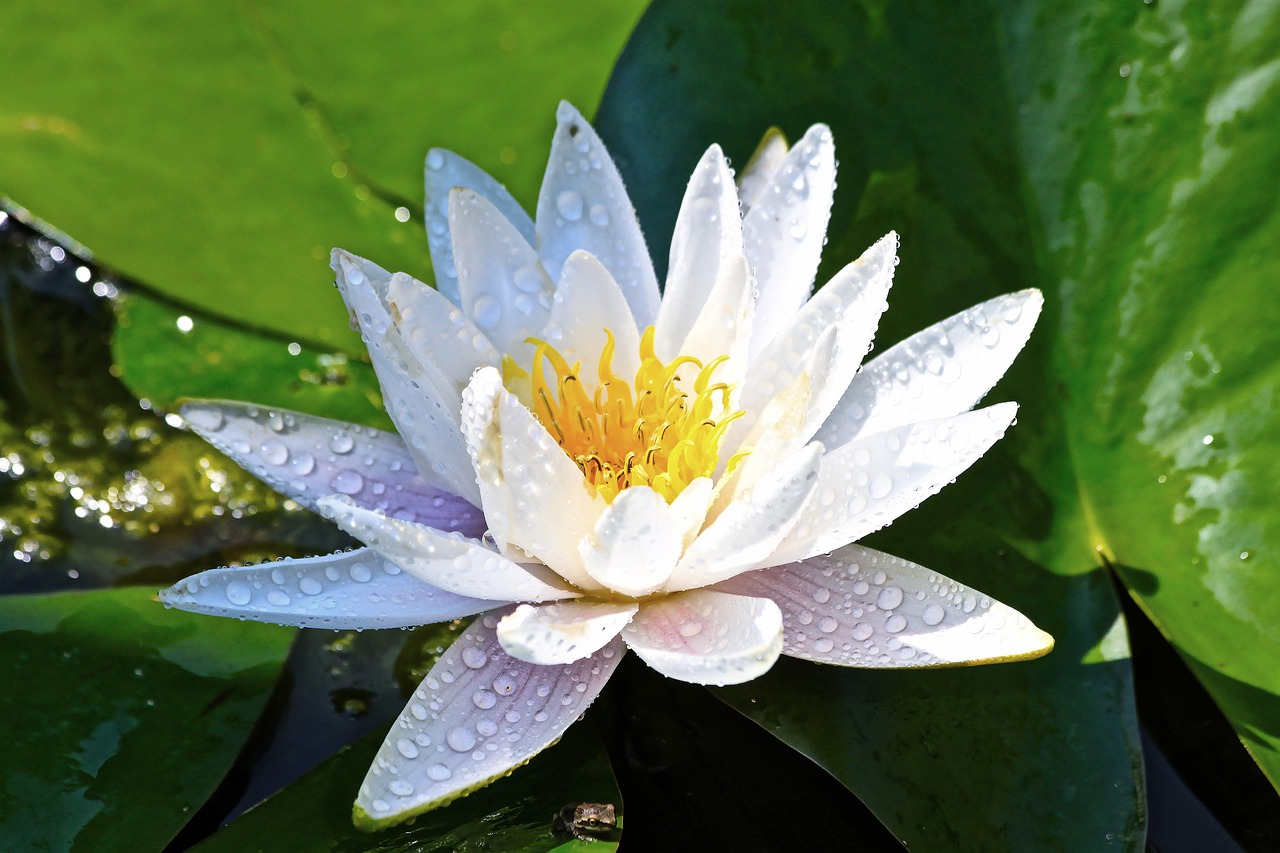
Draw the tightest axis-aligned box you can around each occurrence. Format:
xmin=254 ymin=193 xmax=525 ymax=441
xmin=260 ymin=439 xmax=289 ymax=466
xmin=331 ymin=470 xmax=364 ymax=495
xmin=389 ymin=779 xmax=414 ymax=797
xmin=426 ymin=150 xmax=445 ymax=170
xmin=812 ymin=587 xmax=831 ymax=604
xmin=462 ymin=646 xmax=488 ymax=669
xmin=266 ymin=589 xmax=291 ymax=607
xmin=885 ymin=614 xmax=907 ymax=633
xmin=349 ymin=563 xmax=373 ymax=583
xmin=396 ymin=738 xmax=420 ymax=759
xmin=922 ymin=604 xmax=946 ymax=626
xmin=851 ymin=622 xmax=873 ymax=641
xmin=226 ymin=582 xmax=251 ymax=606
xmin=299 ymin=576 xmax=322 ymax=596
xmin=329 ymin=432 xmax=355 ymax=454
xmin=869 ymin=474 xmax=893 ymax=499
xmin=427 ymin=763 xmax=452 ymax=781
xmin=556 ymin=189 xmax=584 ymax=221
xmin=877 ymin=585 xmax=904 ymax=610
xmin=472 ymin=295 xmax=501 ymax=329
xmin=812 ymin=637 xmax=835 ymax=654
xmin=493 ymin=675 xmax=518 ymax=695
xmin=447 ymin=726 xmax=477 ymax=752
xmin=476 ymin=718 xmax=499 ymax=737
xmin=472 ymin=690 xmax=497 ymax=710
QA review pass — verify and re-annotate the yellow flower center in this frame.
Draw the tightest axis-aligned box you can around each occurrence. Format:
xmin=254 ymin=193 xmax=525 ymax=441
xmin=524 ymin=327 xmax=746 ymax=503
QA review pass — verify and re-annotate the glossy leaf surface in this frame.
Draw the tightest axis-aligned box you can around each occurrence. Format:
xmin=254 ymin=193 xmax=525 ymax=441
xmin=0 ymin=0 xmax=646 ymax=347
xmin=0 ymin=588 xmax=293 ymax=851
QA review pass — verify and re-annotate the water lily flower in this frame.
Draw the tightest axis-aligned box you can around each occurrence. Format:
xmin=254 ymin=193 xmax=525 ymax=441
xmin=160 ymin=102 xmax=1053 ymax=829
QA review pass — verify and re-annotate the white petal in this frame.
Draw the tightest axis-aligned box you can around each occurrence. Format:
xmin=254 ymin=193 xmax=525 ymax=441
xmin=766 ymin=403 xmax=1019 ymax=566
xmin=715 ymin=545 xmax=1054 ymax=667
xmin=731 ymin=233 xmax=898 ymax=454
xmin=544 ymin=250 xmax=641 ymax=387
xmin=622 ymin=590 xmax=783 ymax=685
xmin=424 ymin=148 xmax=535 ymax=306
xmin=386 ymin=271 xmax=501 ymax=395
xmin=671 ymin=254 xmax=755 ymax=391
xmin=461 ymin=368 xmax=604 ymax=590
xmin=450 ymin=188 xmax=556 ymax=361
xmin=354 ymin=611 xmax=624 ymax=829
xmin=667 ymin=476 xmax=715 ymax=550
xmin=179 ymin=400 xmax=486 ymax=537
xmin=332 ymin=250 xmax=479 ymax=504
xmin=497 ymin=600 xmax=638 ymax=664
xmin=580 ymin=486 xmax=683 ymax=597
xmin=736 ymin=127 xmax=789 ymax=215
xmin=318 ymin=496 xmax=576 ymax=603
xmin=665 ymin=443 xmax=822 ymax=592
xmin=817 ymin=289 xmax=1044 ymax=449
xmin=743 ymin=124 xmax=836 ymax=358
xmin=535 ymin=101 xmax=659 ymax=326
xmin=159 ymin=549 xmax=495 ymax=629
xmin=655 ymin=144 xmax=744 ymax=360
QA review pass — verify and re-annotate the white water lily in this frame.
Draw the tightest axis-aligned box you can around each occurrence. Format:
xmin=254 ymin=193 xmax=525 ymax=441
xmin=161 ymin=102 xmax=1053 ymax=829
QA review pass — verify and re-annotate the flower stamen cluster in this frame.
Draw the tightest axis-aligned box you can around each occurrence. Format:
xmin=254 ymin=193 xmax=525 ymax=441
xmin=527 ymin=326 xmax=745 ymax=503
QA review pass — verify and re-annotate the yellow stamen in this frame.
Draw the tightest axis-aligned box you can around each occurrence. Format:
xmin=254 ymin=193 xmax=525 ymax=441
xmin=525 ymin=327 xmax=746 ymax=503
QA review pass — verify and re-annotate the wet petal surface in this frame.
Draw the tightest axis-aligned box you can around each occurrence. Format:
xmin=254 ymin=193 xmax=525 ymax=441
xmin=354 ymin=610 xmax=625 ymax=829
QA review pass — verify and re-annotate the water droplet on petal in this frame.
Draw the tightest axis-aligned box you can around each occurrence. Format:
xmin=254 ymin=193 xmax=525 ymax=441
xmin=447 ymin=726 xmax=477 ymax=752
xmin=922 ymin=604 xmax=946 ymax=626
xmin=462 ymin=646 xmax=488 ymax=669
xmin=877 ymin=586 xmax=904 ymax=610
xmin=389 ymin=779 xmax=414 ymax=797
xmin=472 ymin=295 xmax=501 ymax=329
xmin=427 ymin=763 xmax=452 ymax=781
xmin=330 ymin=470 xmax=363 ymax=494
xmin=226 ymin=582 xmax=251 ymax=606
xmin=556 ymin=189 xmax=584 ymax=221
xmin=396 ymin=738 xmax=420 ymax=759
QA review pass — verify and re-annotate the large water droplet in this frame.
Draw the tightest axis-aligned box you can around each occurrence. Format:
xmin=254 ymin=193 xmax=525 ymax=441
xmin=426 ymin=150 xmax=445 ymax=170
xmin=330 ymin=432 xmax=355 ymax=454
xmin=396 ymin=738 xmax=420 ymax=759
xmin=922 ymin=604 xmax=946 ymax=626
xmin=259 ymin=439 xmax=289 ymax=466
xmin=556 ymin=189 xmax=584 ymax=221
xmin=462 ymin=646 xmax=488 ymax=669
xmin=427 ymin=763 xmax=452 ymax=781
xmin=349 ymin=563 xmax=373 ymax=583
xmin=389 ymin=779 xmax=414 ymax=797
xmin=589 ymin=203 xmax=610 ymax=226
xmin=266 ymin=589 xmax=291 ymax=607
xmin=299 ymin=577 xmax=322 ymax=596
xmin=331 ymin=470 xmax=364 ymax=495
xmin=472 ymin=295 xmax=501 ymax=329
xmin=446 ymin=726 xmax=477 ymax=752
xmin=472 ymin=690 xmax=497 ymax=710
xmin=877 ymin=585 xmax=904 ymax=610
xmin=226 ymin=582 xmax=251 ymax=606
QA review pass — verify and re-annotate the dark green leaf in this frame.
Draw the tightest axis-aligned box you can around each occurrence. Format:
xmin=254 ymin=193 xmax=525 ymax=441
xmin=0 ymin=0 xmax=647 ymax=348
xmin=0 ymin=587 xmax=293 ymax=851
xmin=192 ymin=717 xmax=621 ymax=853
xmin=598 ymin=0 xmax=1188 ymax=847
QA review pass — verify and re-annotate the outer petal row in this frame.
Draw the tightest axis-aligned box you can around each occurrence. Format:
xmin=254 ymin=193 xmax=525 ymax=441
xmin=716 ymin=545 xmax=1053 ymax=667
xmin=179 ymin=400 xmax=485 ymax=537
xmin=354 ymin=610 xmax=625 ymax=830
xmin=159 ymin=548 xmax=495 ymax=629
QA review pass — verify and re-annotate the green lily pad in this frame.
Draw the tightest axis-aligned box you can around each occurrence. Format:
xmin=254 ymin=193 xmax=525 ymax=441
xmin=112 ymin=289 xmax=392 ymax=431
xmin=192 ymin=717 xmax=621 ymax=853
xmin=0 ymin=587 xmax=293 ymax=851
xmin=0 ymin=0 xmax=647 ymax=349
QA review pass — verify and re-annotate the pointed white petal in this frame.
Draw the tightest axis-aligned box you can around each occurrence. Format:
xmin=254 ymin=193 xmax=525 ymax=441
xmin=736 ymin=127 xmax=789 ymax=215
xmin=665 ymin=443 xmax=822 ymax=592
xmin=535 ymin=101 xmax=659 ymax=326
xmin=817 ymin=289 xmax=1044 ymax=449
xmin=544 ymin=250 xmax=641 ymax=387
xmin=715 ymin=545 xmax=1054 ymax=667
xmin=160 ymin=548 xmax=495 ymax=629
xmin=332 ymin=250 xmax=479 ymax=504
xmin=622 ymin=590 xmax=783 ymax=685
xmin=179 ymin=401 xmax=486 ymax=537
xmin=318 ymin=496 xmax=576 ymax=603
xmin=673 ymin=254 xmax=755 ymax=390
xmin=497 ymin=600 xmax=638 ymax=664
xmin=743 ymin=124 xmax=836 ymax=358
xmin=354 ymin=611 xmax=624 ymax=829
xmin=580 ymin=486 xmax=683 ymax=597
xmin=731 ymin=233 xmax=897 ymax=453
xmin=656 ymin=144 xmax=744 ymax=360
xmin=450 ymin=189 xmax=556 ymax=361
xmin=462 ymin=367 xmax=605 ymax=590
xmin=424 ymin=148 xmax=535 ymax=306
xmin=385 ymin=271 xmax=501 ymax=395
xmin=766 ymin=403 xmax=1019 ymax=566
